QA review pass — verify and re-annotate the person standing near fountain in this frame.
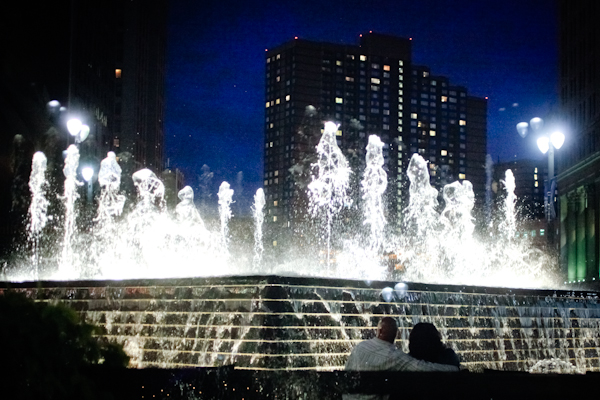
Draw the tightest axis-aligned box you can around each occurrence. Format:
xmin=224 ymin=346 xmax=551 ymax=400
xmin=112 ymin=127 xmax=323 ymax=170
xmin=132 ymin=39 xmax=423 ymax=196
xmin=345 ymin=317 xmax=459 ymax=372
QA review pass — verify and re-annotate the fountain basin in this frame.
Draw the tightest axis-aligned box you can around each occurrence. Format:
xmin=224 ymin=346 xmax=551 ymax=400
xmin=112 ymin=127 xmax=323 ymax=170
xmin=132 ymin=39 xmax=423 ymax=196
xmin=2 ymin=275 xmax=599 ymax=372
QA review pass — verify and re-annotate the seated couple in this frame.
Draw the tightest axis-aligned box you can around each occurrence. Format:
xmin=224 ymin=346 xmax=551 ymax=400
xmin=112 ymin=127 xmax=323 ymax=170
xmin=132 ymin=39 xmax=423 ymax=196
xmin=343 ymin=317 xmax=459 ymax=399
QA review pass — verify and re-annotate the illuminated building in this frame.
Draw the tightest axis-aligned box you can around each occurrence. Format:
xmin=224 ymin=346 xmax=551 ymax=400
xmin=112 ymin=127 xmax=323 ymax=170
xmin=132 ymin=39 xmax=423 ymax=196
xmin=556 ymin=0 xmax=600 ymax=283
xmin=263 ymin=33 xmax=487 ymax=245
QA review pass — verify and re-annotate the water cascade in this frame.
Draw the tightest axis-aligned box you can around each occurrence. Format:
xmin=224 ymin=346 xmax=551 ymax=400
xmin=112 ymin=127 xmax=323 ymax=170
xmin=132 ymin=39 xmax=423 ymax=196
xmin=26 ymin=151 xmax=49 ymax=278
xmin=307 ymin=121 xmax=351 ymax=265
xmin=252 ymin=188 xmax=265 ymax=269
xmin=3 ymin=121 xmax=595 ymax=374
xmin=361 ymin=135 xmax=387 ymax=254
xmin=217 ymin=181 xmax=234 ymax=251
xmin=59 ymin=144 xmax=82 ymax=278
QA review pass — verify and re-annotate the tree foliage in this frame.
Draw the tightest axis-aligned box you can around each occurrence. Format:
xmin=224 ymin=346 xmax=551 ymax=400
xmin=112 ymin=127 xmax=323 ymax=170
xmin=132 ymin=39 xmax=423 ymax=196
xmin=0 ymin=291 xmax=128 ymax=399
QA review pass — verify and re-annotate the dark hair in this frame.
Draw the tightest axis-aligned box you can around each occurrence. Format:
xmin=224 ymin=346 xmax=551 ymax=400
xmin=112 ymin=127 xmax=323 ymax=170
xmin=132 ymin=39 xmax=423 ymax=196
xmin=408 ymin=322 xmax=445 ymax=363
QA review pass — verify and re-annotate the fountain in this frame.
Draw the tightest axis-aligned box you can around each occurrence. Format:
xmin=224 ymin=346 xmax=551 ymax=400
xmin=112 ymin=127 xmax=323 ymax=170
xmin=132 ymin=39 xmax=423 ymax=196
xmin=1 ymin=124 xmax=600 ymax=374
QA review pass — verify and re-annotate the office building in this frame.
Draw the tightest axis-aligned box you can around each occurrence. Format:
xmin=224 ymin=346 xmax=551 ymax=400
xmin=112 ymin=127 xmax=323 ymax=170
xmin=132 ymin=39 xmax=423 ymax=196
xmin=263 ymin=33 xmax=487 ymax=245
xmin=556 ymin=1 xmax=600 ymax=283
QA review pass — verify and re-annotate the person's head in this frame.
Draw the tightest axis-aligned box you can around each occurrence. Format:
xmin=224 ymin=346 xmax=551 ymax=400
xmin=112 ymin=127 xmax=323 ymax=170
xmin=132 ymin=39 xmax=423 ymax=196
xmin=377 ymin=317 xmax=398 ymax=343
xmin=408 ymin=322 xmax=444 ymax=362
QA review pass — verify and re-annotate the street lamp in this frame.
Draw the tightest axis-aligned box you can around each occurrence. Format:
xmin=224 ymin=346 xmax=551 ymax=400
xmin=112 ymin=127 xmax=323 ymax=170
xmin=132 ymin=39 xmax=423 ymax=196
xmin=516 ymin=117 xmax=565 ymax=223
xmin=67 ymin=117 xmax=90 ymax=144
xmin=82 ymin=166 xmax=94 ymax=203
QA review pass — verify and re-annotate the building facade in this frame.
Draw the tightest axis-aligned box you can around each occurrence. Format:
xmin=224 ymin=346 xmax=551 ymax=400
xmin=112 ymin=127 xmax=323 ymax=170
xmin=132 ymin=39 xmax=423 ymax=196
xmin=0 ymin=0 xmax=167 ymax=253
xmin=263 ymin=33 xmax=487 ymax=246
xmin=556 ymin=1 xmax=600 ymax=284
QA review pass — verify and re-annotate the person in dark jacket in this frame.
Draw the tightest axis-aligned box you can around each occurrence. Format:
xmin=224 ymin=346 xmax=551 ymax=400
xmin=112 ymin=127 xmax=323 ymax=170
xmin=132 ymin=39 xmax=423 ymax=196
xmin=408 ymin=322 xmax=460 ymax=368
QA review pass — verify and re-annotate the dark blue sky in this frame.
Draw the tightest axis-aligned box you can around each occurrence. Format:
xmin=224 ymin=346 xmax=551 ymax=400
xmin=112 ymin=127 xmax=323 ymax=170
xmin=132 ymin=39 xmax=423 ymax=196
xmin=165 ymin=0 xmax=558 ymax=203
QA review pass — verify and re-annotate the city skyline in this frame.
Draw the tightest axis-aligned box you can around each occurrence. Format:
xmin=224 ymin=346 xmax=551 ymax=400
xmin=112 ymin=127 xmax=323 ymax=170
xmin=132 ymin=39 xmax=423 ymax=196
xmin=166 ymin=0 xmax=558 ymax=204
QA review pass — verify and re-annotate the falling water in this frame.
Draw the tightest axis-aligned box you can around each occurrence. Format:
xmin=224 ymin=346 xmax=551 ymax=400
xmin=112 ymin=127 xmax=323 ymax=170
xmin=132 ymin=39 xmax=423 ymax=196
xmin=96 ymin=152 xmax=126 ymax=228
xmin=485 ymin=154 xmax=493 ymax=226
xmin=252 ymin=188 xmax=265 ymax=269
xmin=60 ymin=145 xmax=81 ymax=277
xmin=307 ymin=121 xmax=351 ymax=265
xmin=27 ymin=151 xmax=49 ymax=278
xmin=501 ymin=169 xmax=517 ymax=240
xmin=218 ymin=181 xmax=234 ymax=251
xmin=175 ymin=186 xmax=205 ymax=228
xmin=361 ymin=135 xmax=387 ymax=253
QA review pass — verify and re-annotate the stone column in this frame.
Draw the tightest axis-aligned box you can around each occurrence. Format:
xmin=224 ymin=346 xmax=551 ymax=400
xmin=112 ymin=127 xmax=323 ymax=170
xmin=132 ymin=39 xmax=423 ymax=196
xmin=576 ymin=187 xmax=587 ymax=281
xmin=566 ymin=191 xmax=578 ymax=282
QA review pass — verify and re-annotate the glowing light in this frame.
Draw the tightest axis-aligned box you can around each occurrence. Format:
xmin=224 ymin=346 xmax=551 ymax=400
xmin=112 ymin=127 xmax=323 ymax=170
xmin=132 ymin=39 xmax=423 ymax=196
xmin=67 ymin=118 xmax=82 ymax=137
xmin=530 ymin=117 xmax=544 ymax=131
xmin=516 ymin=122 xmax=528 ymax=138
xmin=537 ymin=136 xmax=550 ymax=154
xmin=551 ymin=131 xmax=565 ymax=149
xmin=82 ymin=167 xmax=94 ymax=182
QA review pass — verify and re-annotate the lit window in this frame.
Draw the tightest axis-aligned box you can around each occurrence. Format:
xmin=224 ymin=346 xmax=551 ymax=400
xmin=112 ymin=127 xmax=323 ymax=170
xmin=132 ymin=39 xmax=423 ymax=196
xmin=269 ymin=123 xmax=273 ymax=128
xmin=276 ymin=54 xmax=280 ymax=59
xmin=430 ymin=130 xmax=436 ymax=136
xmin=441 ymin=150 xmax=447 ymax=156
xmin=273 ymin=241 xmax=277 ymax=246
xmin=535 ymin=181 xmax=538 ymax=187
xmin=423 ymin=71 xmax=429 ymax=77
xmin=336 ymin=129 xmax=342 ymax=136
xmin=371 ymin=78 xmax=380 ymax=84
xmin=411 ymin=113 xmax=418 ymax=119
xmin=441 ymin=96 xmax=448 ymax=102
xmin=335 ymin=97 xmax=343 ymax=104
xmin=459 ymin=120 xmax=466 ymax=126
xmin=534 ymin=167 xmax=538 ymax=173
xmin=360 ymin=55 xmax=367 ymax=61
xmin=274 ymin=201 xmax=278 ymax=206
xmin=113 ymin=138 xmax=120 ymax=147
xmin=276 ymin=76 xmax=280 ymax=82
xmin=264 ymin=180 xmax=268 ymax=185
xmin=273 ymin=216 xmax=277 ymax=222
xmin=399 ymin=60 xmax=404 ymax=66
xmin=459 ymin=173 xmax=466 ymax=179
xmin=336 ymin=60 xmax=342 ymax=66
xmin=383 ymin=65 xmax=390 ymax=71
xmin=276 ymin=98 xmax=281 ymax=104
xmin=269 ymin=142 xmax=273 ymax=147
xmin=534 ymin=174 xmax=538 ymax=180
xmin=285 ymin=95 xmax=290 ymax=101
xmin=274 ymin=170 xmax=278 ymax=176
xmin=115 ymin=69 xmax=122 ymax=78
xmin=345 ymin=76 xmax=354 ymax=82
xmin=265 ymin=102 xmax=270 ymax=108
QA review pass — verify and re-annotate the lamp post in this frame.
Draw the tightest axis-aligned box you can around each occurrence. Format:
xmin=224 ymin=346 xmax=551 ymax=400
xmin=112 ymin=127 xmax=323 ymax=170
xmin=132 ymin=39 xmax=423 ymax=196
xmin=82 ymin=166 xmax=94 ymax=203
xmin=516 ymin=117 xmax=565 ymax=226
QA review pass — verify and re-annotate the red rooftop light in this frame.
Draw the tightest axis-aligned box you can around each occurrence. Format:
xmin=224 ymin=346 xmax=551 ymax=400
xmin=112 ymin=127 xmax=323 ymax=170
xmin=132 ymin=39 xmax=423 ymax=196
xmin=294 ymin=36 xmax=298 ymax=39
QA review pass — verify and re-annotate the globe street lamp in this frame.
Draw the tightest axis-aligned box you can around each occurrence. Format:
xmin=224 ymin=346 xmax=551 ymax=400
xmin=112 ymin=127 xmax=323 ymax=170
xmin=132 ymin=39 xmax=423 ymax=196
xmin=516 ymin=117 xmax=565 ymax=223
xmin=82 ymin=166 xmax=94 ymax=203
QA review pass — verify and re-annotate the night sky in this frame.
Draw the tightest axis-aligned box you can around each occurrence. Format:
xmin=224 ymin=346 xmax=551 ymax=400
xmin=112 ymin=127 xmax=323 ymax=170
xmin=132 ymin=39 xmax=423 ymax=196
xmin=165 ymin=0 xmax=558 ymax=206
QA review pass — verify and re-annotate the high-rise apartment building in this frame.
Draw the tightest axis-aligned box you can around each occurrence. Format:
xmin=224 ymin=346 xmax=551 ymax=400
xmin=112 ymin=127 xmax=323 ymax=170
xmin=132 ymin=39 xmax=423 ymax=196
xmin=556 ymin=1 xmax=600 ymax=283
xmin=264 ymin=33 xmax=487 ymax=245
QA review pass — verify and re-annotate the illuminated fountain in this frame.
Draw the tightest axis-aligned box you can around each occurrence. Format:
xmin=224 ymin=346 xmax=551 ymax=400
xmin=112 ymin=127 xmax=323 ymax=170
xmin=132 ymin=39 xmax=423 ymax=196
xmin=2 ymin=122 xmax=599 ymax=373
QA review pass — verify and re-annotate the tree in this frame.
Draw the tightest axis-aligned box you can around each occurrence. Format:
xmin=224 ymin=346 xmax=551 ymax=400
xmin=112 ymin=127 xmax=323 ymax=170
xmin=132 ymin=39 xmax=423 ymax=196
xmin=0 ymin=291 xmax=129 ymax=399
